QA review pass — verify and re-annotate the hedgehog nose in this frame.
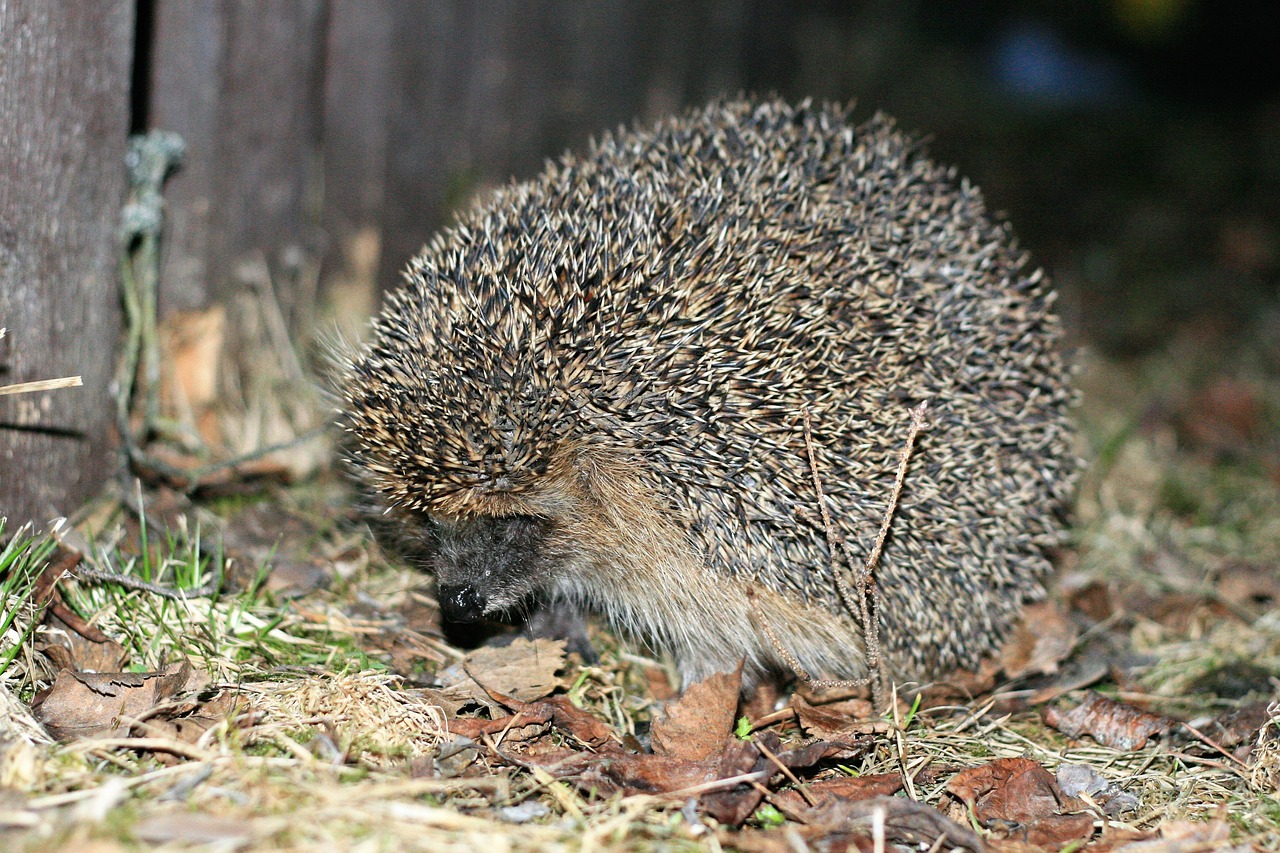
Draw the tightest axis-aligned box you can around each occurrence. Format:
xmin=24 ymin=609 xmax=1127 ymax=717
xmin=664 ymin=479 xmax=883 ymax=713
xmin=438 ymin=583 xmax=487 ymax=622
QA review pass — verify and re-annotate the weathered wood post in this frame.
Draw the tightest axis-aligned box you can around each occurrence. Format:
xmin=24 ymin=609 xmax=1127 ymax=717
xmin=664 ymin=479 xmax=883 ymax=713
xmin=0 ymin=1 xmax=135 ymax=528
xmin=148 ymin=0 xmax=326 ymax=319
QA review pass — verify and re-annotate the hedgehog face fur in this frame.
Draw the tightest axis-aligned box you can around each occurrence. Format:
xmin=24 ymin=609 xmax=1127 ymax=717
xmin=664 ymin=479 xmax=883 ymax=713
xmin=341 ymin=98 xmax=1076 ymax=688
xmin=432 ymin=515 xmax=554 ymax=621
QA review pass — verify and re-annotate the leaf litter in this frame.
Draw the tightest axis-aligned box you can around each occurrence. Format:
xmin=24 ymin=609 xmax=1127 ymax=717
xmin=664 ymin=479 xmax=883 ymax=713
xmin=4 ymin=334 xmax=1280 ymax=849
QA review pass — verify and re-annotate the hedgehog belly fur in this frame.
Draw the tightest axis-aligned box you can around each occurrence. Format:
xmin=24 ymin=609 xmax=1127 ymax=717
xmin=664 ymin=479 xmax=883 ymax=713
xmin=539 ymin=442 xmax=870 ymax=686
xmin=341 ymin=97 xmax=1077 ymax=687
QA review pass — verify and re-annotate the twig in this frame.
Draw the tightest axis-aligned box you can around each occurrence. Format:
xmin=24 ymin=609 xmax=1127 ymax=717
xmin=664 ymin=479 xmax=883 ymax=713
xmin=1180 ymin=721 xmax=1252 ymax=774
xmin=0 ymin=376 xmax=83 ymax=396
xmin=665 ymin=770 xmax=773 ymax=798
xmin=802 ymin=408 xmax=879 ymax=699
xmin=0 ymin=328 xmax=84 ymax=397
xmin=125 ymin=425 xmax=328 ymax=494
xmin=74 ymin=736 xmax=216 ymax=762
xmin=754 ymin=736 xmax=816 ymax=807
xmin=752 ymin=403 xmax=929 ymax=712
xmin=865 ymin=401 xmax=930 ymax=585
xmin=74 ymin=560 xmax=220 ymax=600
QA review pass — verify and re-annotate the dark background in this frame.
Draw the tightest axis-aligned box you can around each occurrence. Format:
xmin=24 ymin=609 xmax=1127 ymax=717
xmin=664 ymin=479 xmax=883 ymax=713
xmin=2 ymin=0 xmax=1278 ymax=525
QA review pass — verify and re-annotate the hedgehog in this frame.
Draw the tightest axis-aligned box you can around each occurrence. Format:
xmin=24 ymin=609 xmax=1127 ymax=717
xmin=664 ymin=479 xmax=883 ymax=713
xmin=340 ymin=98 xmax=1076 ymax=689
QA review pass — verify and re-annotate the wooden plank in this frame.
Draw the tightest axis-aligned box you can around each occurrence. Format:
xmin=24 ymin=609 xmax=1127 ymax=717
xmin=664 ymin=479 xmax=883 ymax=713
xmin=0 ymin=0 xmax=135 ymax=527
xmin=320 ymin=0 xmax=395 ymax=324
xmin=146 ymin=1 xmax=224 ymax=314
xmin=150 ymin=0 xmax=326 ymax=320
xmin=377 ymin=0 xmax=654 ymax=294
xmin=374 ymin=0 xmax=763 ymax=297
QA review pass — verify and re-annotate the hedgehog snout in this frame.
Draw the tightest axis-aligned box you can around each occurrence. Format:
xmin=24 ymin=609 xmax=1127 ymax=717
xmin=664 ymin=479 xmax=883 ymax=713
xmin=438 ymin=582 xmax=487 ymax=622
xmin=430 ymin=512 xmax=556 ymax=621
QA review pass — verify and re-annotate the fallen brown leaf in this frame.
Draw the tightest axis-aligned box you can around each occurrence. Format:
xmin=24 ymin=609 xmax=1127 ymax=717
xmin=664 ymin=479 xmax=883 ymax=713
xmin=1215 ymin=561 xmax=1280 ymax=617
xmin=31 ymin=661 xmax=195 ymax=740
xmin=701 ymin=732 xmax=869 ymax=826
xmin=32 ymin=548 xmax=129 ymax=672
xmin=999 ymin=601 xmax=1077 ymax=678
xmin=772 ymin=772 xmax=903 ymax=811
xmin=39 ymin=612 xmax=129 ymax=673
xmin=790 ymin=694 xmax=885 ymax=739
xmin=1043 ymin=692 xmax=1175 ymax=750
xmin=800 ymin=795 xmax=983 ymax=852
xmin=1204 ymin=700 xmax=1272 ymax=761
xmin=540 ymin=695 xmax=616 ymax=749
xmin=446 ymin=703 xmax=554 ymax=742
xmin=1024 ymin=649 xmax=1111 ymax=706
xmin=1064 ymin=578 xmax=1118 ymax=624
xmin=1135 ymin=591 xmax=1228 ymax=635
xmin=947 ymin=757 xmax=1094 ymax=848
xmin=134 ymin=690 xmax=245 ymax=748
xmin=699 ymin=735 xmax=783 ymax=827
xmin=439 ymin=694 xmax=619 ymax=755
xmin=562 ymin=727 xmax=865 ymax=829
xmin=463 ymin=638 xmax=567 ymax=703
xmin=651 ymin=663 xmax=742 ymax=761
xmin=1140 ymin=815 xmax=1233 ymax=851
xmin=643 ymin=665 xmax=679 ymax=702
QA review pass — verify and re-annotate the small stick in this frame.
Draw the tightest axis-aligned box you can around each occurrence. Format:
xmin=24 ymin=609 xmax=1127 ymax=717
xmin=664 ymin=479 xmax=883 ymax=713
xmin=803 ymin=408 xmax=880 ymax=698
xmin=0 ymin=376 xmax=83 ymax=396
xmin=755 ymin=403 xmax=929 ymax=709
xmin=754 ymin=735 xmax=817 ymax=807
xmin=865 ymin=401 xmax=930 ymax=583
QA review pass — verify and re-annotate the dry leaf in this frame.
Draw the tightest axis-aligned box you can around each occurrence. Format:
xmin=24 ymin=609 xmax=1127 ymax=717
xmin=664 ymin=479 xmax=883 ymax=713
xmin=139 ymin=691 xmax=245 ymax=747
xmin=446 ymin=696 xmax=617 ymax=751
xmin=40 ymin=612 xmax=129 ymax=673
xmin=1000 ymin=601 xmax=1078 ymax=678
xmin=1215 ymin=561 xmax=1280 ymax=616
xmin=1204 ymin=701 xmax=1272 ymax=755
xmin=800 ymin=795 xmax=983 ymax=852
xmin=643 ymin=664 xmax=679 ymax=701
xmin=1043 ymin=692 xmax=1175 ymax=750
xmin=947 ymin=757 xmax=1094 ymax=847
xmin=579 ymin=752 xmax=720 ymax=798
xmin=1064 ymin=578 xmax=1118 ymax=624
xmin=563 ymin=727 xmax=863 ymax=826
xmin=31 ymin=661 xmax=195 ymax=740
xmin=790 ymin=694 xmax=885 ymax=739
xmin=772 ymin=772 xmax=903 ymax=811
xmin=700 ymin=733 xmax=869 ymax=826
xmin=651 ymin=663 xmax=741 ymax=761
xmin=447 ymin=704 xmax=554 ymax=742
xmin=405 ymin=685 xmax=487 ymax=718
xmin=463 ymin=637 xmax=567 ymax=703
xmin=541 ymin=695 xmax=616 ymax=749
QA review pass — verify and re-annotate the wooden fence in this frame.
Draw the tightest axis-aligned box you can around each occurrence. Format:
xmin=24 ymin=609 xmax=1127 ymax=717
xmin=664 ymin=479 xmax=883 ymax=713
xmin=0 ymin=0 xmax=796 ymax=528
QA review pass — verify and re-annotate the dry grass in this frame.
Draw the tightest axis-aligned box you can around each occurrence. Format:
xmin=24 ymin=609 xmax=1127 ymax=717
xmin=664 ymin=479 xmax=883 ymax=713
xmin=3 ymin=324 xmax=1280 ymax=851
